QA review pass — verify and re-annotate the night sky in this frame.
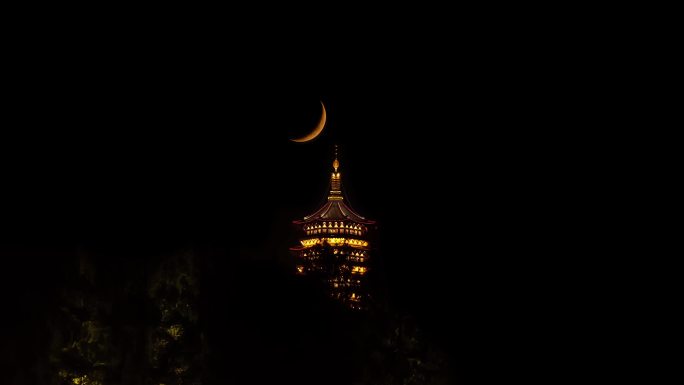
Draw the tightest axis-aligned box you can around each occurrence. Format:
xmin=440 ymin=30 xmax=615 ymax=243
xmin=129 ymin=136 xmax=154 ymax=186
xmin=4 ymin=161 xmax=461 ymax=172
xmin=1 ymin=56 xmax=578 ymax=383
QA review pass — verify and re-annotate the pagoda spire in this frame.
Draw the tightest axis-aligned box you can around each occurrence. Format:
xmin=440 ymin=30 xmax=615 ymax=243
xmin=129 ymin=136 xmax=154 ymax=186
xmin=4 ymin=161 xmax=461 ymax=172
xmin=329 ymin=145 xmax=343 ymax=201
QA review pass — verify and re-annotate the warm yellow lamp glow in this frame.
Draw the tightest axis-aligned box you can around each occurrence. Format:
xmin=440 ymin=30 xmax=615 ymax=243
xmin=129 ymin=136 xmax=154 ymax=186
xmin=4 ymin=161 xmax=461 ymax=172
xmin=300 ymin=237 xmax=369 ymax=248
xmin=300 ymin=239 xmax=320 ymax=247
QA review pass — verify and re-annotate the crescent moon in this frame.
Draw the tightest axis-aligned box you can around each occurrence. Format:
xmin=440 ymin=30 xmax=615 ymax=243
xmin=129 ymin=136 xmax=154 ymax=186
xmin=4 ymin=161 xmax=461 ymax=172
xmin=290 ymin=101 xmax=326 ymax=142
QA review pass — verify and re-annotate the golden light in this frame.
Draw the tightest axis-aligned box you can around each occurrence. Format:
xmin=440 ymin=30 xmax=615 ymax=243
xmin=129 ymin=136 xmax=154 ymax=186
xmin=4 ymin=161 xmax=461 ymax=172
xmin=300 ymin=237 xmax=369 ymax=248
xmin=300 ymin=239 xmax=320 ymax=247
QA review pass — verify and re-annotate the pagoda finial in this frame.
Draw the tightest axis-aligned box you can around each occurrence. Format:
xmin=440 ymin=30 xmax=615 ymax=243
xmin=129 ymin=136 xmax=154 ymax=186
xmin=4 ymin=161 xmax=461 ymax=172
xmin=329 ymin=145 xmax=342 ymax=200
xmin=333 ymin=144 xmax=340 ymax=172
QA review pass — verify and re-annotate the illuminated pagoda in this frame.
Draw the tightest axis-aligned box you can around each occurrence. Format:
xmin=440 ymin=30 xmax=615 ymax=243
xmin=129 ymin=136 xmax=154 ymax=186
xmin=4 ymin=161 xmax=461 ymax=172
xmin=291 ymin=147 xmax=376 ymax=310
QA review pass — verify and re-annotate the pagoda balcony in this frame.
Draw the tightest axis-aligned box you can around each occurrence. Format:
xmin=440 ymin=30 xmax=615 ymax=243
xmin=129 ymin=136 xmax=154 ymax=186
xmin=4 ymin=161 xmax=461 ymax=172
xmin=298 ymin=237 xmax=369 ymax=248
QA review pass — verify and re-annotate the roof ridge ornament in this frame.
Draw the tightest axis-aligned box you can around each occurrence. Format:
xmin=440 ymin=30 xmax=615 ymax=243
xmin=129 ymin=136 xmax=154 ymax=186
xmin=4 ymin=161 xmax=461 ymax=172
xmin=333 ymin=144 xmax=340 ymax=172
xmin=329 ymin=145 xmax=343 ymax=200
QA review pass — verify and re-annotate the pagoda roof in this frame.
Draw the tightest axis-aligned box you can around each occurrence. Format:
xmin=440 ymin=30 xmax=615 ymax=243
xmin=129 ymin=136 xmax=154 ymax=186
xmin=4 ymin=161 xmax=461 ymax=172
xmin=293 ymin=199 xmax=375 ymax=225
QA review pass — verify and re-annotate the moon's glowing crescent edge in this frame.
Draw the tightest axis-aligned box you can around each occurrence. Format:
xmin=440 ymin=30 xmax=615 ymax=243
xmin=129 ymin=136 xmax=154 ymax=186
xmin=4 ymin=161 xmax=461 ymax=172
xmin=290 ymin=101 xmax=326 ymax=142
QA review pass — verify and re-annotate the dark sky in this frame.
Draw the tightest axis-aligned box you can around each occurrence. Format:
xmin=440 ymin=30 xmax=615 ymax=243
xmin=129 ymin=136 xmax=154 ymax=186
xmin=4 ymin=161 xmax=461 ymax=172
xmin=1 ymin=53 xmax=583 ymax=382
